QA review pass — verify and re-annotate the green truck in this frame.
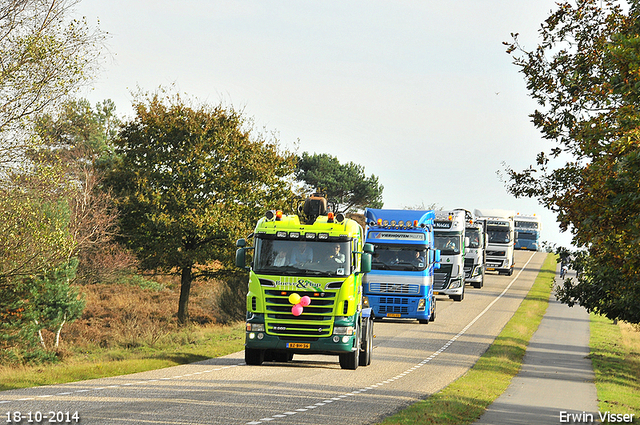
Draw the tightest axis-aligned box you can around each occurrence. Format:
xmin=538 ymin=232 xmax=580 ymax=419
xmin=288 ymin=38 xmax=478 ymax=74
xmin=235 ymin=194 xmax=374 ymax=369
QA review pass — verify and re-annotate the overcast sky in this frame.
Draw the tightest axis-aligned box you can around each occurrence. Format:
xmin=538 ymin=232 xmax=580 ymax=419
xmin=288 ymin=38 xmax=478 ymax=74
xmin=74 ymin=0 xmax=573 ymax=248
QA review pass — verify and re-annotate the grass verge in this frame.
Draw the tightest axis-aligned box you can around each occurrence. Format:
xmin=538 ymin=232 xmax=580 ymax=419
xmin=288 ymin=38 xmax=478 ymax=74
xmin=590 ymin=314 xmax=640 ymax=420
xmin=0 ymin=322 xmax=245 ymax=392
xmin=378 ymin=252 xmax=557 ymax=425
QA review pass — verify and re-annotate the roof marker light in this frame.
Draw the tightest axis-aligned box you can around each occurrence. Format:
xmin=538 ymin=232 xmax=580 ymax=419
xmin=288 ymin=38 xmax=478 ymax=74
xmin=275 ymin=210 xmax=283 ymax=220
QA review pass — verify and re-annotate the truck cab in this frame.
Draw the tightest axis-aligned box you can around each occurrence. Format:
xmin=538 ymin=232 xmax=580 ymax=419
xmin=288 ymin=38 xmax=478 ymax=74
xmin=363 ymin=208 xmax=440 ymax=324
xmin=463 ymin=211 xmax=487 ymax=288
xmin=474 ymin=209 xmax=516 ymax=276
xmin=433 ymin=210 xmax=468 ymax=301
xmin=236 ymin=194 xmax=374 ymax=369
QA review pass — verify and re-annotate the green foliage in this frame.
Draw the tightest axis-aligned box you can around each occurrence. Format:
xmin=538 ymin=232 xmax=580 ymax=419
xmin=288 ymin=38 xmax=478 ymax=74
xmin=504 ymin=0 xmax=640 ymax=323
xmin=296 ymin=152 xmax=384 ymax=213
xmin=27 ymin=258 xmax=85 ymax=332
xmin=1 ymin=259 xmax=84 ymax=364
xmin=0 ymin=165 xmax=76 ymax=282
xmin=105 ymin=90 xmax=297 ymax=323
xmin=590 ymin=315 xmax=640 ymax=417
xmin=32 ymin=98 xmax=120 ymax=167
xmin=0 ymin=0 xmax=105 ymax=169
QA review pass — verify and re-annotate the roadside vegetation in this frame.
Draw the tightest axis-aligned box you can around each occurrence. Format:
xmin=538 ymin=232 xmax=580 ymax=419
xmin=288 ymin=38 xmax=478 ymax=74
xmin=378 ymin=253 xmax=640 ymax=425
xmin=377 ymin=253 xmax=556 ymax=425
xmin=0 ymin=276 xmax=245 ymax=391
xmin=590 ymin=314 xmax=640 ymax=419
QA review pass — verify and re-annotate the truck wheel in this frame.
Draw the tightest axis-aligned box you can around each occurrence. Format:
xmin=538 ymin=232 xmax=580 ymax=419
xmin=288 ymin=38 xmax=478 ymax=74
xmin=359 ymin=317 xmax=373 ymax=366
xmin=450 ymin=287 xmax=464 ymax=302
xmin=478 ymin=274 xmax=484 ymax=288
xmin=429 ymin=296 xmax=436 ymax=321
xmin=245 ymin=348 xmax=264 ymax=365
xmin=340 ymin=328 xmax=360 ymax=370
xmin=340 ymin=349 xmax=359 ymax=370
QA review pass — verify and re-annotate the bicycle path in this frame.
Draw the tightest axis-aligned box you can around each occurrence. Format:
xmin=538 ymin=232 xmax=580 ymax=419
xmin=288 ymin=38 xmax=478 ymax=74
xmin=472 ymin=267 xmax=600 ymax=425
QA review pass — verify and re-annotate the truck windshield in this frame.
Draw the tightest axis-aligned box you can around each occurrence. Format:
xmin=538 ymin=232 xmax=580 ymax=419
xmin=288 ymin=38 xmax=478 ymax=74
xmin=487 ymin=227 xmax=511 ymax=243
xmin=434 ymin=233 xmax=462 ymax=255
xmin=253 ymin=238 xmax=351 ymax=277
xmin=370 ymin=244 xmax=427 ymax=271
xmin=466 ymin=229 xmax=481 ymax=248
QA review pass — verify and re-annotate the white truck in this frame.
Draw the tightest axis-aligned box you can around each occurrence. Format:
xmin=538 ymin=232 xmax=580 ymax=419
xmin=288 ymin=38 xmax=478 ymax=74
xmin=433 ymin=210 xmax=468 ymax=301
xmin=473 ymin=209 xmax=515 ymax=276
xmin=462 ymin=210 xmax=486 ymax=288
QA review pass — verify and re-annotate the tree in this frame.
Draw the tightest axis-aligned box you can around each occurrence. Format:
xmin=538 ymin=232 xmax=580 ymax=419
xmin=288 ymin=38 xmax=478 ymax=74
xmin=104 ymin=91 xmax=297 ymax=324
xmin=0 ymin=1 xmax=105 ymax=362
xmin=503 ymin=0 xmax=640 ymax=323
xmin=31 ymin=99 xmax=126 ymax=285
xmin=0 ymin=0 xmax=105 ymax=169
xmin=296 ymin=152 xmax=384 ymax=213
xmin=0 ymin=164 xmax=76 ymax=282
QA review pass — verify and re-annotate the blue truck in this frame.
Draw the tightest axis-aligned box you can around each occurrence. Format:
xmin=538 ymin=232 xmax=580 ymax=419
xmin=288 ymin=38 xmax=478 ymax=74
xmin=363 ymin=209 xmax=440 ymax=324
xmin=514 ymin=214 xmax=542 ymax=251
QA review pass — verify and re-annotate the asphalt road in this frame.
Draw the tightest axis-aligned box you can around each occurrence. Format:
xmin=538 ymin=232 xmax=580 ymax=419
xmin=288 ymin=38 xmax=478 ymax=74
xmin=1 ymin=251 xmax=545 ymax=425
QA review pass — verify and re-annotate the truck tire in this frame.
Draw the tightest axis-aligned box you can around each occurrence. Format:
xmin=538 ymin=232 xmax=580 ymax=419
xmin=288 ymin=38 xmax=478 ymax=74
xmin=340 ymin=326 xmax=360 ymax=370
xmin=429 ymin=296 xmax=436 ymax=321
xmin=245 ymin=348 xmax=264 ymax=365
xmin=450 ymin=287 xmax=464 ymax=302
xmin=472 ymin=276 xmax=484 ymax=288
xmin=359 ymin=317 xmax=373 ymax=366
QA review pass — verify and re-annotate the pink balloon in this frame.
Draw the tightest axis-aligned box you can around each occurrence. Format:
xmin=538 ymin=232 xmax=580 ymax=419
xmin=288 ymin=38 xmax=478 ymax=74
xmin=300 ymin=296 xmax=311 ymax=307
xmin=292 ymin=304 xmax=303 ymax=316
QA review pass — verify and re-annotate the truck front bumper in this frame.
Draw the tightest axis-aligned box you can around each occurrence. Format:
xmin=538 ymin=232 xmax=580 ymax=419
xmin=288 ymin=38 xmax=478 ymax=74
xmin=245 ymin=331 xmax=356 ymax=354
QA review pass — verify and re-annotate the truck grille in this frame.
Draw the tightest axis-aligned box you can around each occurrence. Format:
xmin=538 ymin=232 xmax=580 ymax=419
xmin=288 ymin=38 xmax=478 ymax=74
xmin=264 ymin=290 xmax=336 ymax=337
xmin=434 ymin=264 xmax=452 ymax=290
xmin=379 ymin=305 xmax=409 ymax=314
xmin=464 ymin=258 xmax=474 ymax=278
xmin=368 ymin=282 xmax=420 ymax=294
xmin=377 ymin=297 xmax=409 ymax=314
xmin=487 ymin=250 xmax=506 ymax=256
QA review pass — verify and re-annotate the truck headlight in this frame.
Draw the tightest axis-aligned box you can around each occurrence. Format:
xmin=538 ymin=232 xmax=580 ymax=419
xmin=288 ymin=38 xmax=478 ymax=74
xmin=333 ymin=326 xmax=354 ymax=336
xmin=417 ymin=298 xmax=426 ymax=311
xmin=363 ymin=296 xmax=370 ymax=308
xmin=246 ymin=323 xmax=265 ymax=332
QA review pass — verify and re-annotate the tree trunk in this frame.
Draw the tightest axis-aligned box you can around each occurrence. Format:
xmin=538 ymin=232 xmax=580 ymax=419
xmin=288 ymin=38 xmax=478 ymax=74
xmin=55 ymin=313 xmax=67 ymax=348
xmin=177 ymin=265 xmax=192 ymax=325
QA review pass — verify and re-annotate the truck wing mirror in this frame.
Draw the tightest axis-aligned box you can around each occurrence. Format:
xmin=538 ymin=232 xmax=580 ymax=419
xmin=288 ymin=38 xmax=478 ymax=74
xmin=434 ymin=249 xmax=441 ymax=270
xmin=361 ymin=252 xmax=372 ymax=273
xmin=363 ymin=243 xmax=374 ymax=254
xmin=236 ymin=247 xmax=247 ymax=269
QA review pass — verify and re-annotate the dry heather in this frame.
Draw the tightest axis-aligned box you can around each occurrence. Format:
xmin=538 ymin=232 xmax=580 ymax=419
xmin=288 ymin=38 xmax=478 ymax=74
xmin=61 ymin=277 xmax=225 ymax=350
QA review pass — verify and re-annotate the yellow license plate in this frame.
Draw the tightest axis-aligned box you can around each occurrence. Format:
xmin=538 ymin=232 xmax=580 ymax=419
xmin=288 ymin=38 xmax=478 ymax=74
xmin=486 ymin=267 xmax=495 ymax=271
xmin=286 ymin=342 xmax=310 ymax=349
xmin=386 ymin=313 xmax=401 ymax=318
xmin=434 ymin=291 xmax=442 ymax=295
